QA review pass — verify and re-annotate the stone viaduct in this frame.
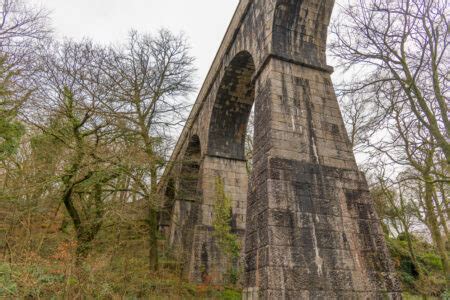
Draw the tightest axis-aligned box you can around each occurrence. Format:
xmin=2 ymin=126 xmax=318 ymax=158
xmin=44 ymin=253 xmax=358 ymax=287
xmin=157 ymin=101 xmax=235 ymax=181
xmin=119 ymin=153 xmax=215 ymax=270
xmin=158 ymin=0 xmax=401 ymax=298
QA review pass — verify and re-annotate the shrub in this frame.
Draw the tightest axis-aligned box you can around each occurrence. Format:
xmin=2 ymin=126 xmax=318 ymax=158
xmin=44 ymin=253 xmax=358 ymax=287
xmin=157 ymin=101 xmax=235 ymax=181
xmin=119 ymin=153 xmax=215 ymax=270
xmin=0 ymin=263 xmax=17 ymax=297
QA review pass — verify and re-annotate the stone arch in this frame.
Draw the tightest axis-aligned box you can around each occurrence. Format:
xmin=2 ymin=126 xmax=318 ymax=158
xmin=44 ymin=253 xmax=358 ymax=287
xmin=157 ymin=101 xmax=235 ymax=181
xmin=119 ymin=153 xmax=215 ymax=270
xmin=159 ymin=177 xmax=175 ymax=235
xmin=207 ymin=51 xmax=256 ymax=160
xmin=178 ymin=134 xmax=202 ymax=202
xmin=273 ymin=0 xmax=334 ymax=67
xmin=168 ymin=134 xmax=203 ymax=253
xmin=198 ymin=51 xmax=256 ymax=284
xmin=160 ymin=1 xmax=401 ymax=296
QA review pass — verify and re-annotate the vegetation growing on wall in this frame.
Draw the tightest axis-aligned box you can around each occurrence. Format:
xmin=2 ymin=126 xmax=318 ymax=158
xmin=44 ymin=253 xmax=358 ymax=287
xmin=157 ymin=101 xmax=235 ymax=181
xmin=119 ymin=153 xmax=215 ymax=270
xmin=213 ymin=177 xmax=241 ymax=285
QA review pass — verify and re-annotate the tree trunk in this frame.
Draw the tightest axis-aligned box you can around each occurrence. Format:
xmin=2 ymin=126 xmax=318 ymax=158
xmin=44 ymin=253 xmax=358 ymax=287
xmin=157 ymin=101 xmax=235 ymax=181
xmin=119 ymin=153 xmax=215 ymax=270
xmin=432 ymin=189 xmax=449 ymax=243
xmin=398 ymin=187 xmax=421 ymax=275
xmin=424 ymin=175 xmax=449 ymax=278
xmin=148 ymin=165 xmax=159 ymax=271
xmin=149 ymin=206 xmax=159 ymax=271
xmin=75 ymin=230 xmax=92 ymax=266
xmin=64 ymin=183 xmax=105 ymax=266
xmin=438 ymin=183 xmax=450 ymax=222
xmin=404 ymin=225 xmax=421 ymax=275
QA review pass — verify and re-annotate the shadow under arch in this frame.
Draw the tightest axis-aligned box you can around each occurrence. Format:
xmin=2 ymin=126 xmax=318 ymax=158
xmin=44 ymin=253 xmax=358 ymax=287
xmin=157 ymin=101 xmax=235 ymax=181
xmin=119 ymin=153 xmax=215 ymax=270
xmin=198 ymin=51 xmax=256 ymax=283
xmin=159 ymin=177 xmax=176 ymax=236
xmin=207 ymin=51 xmax=256 ymax=160
xmin=178 ymin=134 xmax=202 ymax=202
xmin=163 ymin=135 xmax=202 ymax=233
xmin=169 ymin=134 xmax=203 ymax=267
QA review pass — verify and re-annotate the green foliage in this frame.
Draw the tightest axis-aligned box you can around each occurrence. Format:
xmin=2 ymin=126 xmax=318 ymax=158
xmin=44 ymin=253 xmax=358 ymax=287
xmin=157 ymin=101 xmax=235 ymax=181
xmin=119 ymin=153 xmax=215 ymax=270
xmin=0 ymin=263 xmax=67 ymax=298
xmin=387 ymin=236 xmax=447 ymax=297
xmin=420 ymin=253 xmax=443 ymax=271
xmin=0 ymin=117 xmax=25 ymax=160
xmin=402 ymin=292 xmax=440 ymax=300
xmin=0 ymin=263 xmax=17 ymax=297
xmin=220 ymin=288 xmax=242 ymax=300
xmin=30 ymin=122 xmax=66 ymax=163
xmin=0 ymin=54 xmax=29 ymax=161
xmin=0 ymin=233 xmax=242 ymax=299
xmin=213 ymin=177 xmax=241 ymax=284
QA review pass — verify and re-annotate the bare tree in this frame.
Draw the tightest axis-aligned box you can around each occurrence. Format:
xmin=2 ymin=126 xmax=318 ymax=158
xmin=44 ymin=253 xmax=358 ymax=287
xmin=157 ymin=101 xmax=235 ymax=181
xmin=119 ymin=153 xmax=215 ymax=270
xmin=331 ymin=0 xmax=449 ymax=163
xmin=346 ymin=80 xmax=449 ymax=278
xmin=99 ymin=29 xmax=195 ymax=270
xmin=0 ymin=0 xmax=49 ymax=160
xmin=0 ymin=0 xmax=50 ymax=88
xmin=26 ymin=40 xmax=119 ymax=262
xmin=336 ymin=93 xmax=381 ymax=152
xmin=331 ymin=0 xmax=449 ymax=278
xmin=0 ymin=0 xmax=50 ymax=63
xmin=371 ymin=171 xmax=421 ymax=273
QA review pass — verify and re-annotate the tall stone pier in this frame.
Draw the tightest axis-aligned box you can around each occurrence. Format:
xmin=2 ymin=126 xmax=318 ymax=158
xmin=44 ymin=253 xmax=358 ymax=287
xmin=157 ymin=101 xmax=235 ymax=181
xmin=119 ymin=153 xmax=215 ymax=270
xmin=158 ymin=0 xmax=401 ymax=299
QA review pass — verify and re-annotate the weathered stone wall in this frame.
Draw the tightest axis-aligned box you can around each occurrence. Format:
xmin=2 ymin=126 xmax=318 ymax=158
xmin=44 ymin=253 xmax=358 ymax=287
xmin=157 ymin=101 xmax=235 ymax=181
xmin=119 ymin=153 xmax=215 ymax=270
xmin=159 ymin=0 xmax=402 ymax=298
xmin=161 ymin=0 xmax=275 ymax=284
xmin=243 ymin=55 xmax=400 ymax=299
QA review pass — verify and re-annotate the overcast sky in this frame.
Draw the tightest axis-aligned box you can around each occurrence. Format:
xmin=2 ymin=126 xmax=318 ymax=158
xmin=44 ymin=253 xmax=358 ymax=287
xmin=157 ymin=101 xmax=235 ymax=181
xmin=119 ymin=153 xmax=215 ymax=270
xmin=28 ymin=0 xmax=357 ymax=158
xmin=31 ymin=0 xmax=240 ymax=92
xmin=30 ymin=1 xmax=343 ymax=93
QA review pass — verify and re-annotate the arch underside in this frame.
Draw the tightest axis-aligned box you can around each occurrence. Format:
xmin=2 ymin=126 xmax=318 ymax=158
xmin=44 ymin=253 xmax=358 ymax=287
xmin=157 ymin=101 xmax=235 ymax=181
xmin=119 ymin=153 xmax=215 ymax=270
xmin=178 ymin=51 xmax=257 ymax=283
xmin=207 ymin=51 xmax=256 ymax=161
xmin=168 ymin=135 xmax=202 ymax=262
xmin=273 ymin=0 xmax=333 ymax=68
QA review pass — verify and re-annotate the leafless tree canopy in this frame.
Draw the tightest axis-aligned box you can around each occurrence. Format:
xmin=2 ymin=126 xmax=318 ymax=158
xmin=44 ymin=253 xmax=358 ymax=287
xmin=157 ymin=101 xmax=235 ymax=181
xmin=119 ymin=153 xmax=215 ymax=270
xmin=331 ymin=0 xmax=449 ymax=163
xmin=331 ymin=0 xmax=449 ymax=284
xmin=100 ymin=29 xmax=195 ymax=151
xmin=1 ymin=0 xmax=196 ymax=279
xmin=0 ymin=0 xmax=49 ymax=67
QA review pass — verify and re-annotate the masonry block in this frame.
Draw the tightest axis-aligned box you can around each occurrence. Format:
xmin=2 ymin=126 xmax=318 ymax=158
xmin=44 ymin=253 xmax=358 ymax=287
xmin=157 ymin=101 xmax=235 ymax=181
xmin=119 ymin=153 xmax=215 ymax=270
xmin=159 ymin=0 xmax=401 ymax=298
